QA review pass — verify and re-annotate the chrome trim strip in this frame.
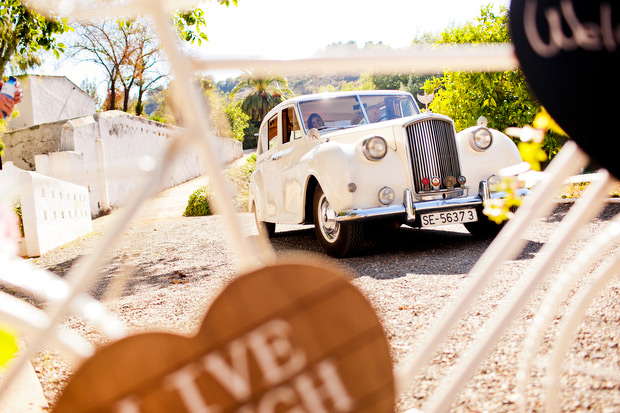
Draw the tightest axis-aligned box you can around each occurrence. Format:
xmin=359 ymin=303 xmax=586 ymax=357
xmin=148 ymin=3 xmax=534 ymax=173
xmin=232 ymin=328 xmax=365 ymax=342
xmin=336 ymin=180 xmax=529 ymax=224
xmin=336 ymin=187 xmax=486 ymax=223
xmin=479 ymin=180 xmax=490 ymax=202
xmin=336 ymin=204 xmax=406 ymax=222
xmin=489 ymin=188 xmax=531 ymax=199
xmin=405 ymin=189 xmax=415 ymax=223
xmin=414 ymin=187 xmax=468 ymax=201
xmin=411 ymin=196 xmax=482 ymax=214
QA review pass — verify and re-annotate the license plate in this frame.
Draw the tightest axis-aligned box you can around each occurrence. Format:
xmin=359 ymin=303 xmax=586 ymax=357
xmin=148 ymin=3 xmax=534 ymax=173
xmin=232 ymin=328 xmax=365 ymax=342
xmin=420 ymin=208 xmax=478 ymax=227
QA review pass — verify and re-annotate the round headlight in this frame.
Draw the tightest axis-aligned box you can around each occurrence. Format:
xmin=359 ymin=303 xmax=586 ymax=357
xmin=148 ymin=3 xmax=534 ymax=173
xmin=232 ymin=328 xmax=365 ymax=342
xmin=378 ymin=187 xmax=395 ymax=205
xmin=363 ymin=136 xmax=388 ymax=160
xmin=470 ymin=127 xmax=493 ymax=151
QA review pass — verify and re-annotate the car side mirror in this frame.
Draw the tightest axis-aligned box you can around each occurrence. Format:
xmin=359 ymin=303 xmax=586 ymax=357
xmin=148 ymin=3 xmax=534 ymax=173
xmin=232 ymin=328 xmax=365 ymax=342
xmin=308 ymin=128 xmax=328 ymax=143
xmin=308 ymin=128 xmax=320 ymax=140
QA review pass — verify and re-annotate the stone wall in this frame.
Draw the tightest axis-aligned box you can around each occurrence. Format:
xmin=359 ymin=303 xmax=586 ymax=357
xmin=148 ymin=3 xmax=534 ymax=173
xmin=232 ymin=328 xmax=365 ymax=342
xmin=2 ymin=120 xmax=66 ymax=170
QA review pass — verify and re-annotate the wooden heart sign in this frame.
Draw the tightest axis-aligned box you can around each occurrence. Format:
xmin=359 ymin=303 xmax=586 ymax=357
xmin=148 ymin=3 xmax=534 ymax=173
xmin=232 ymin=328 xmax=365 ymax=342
xmin=53 ymin=261 xmax=394 ymax=412
xmin=509 ymin=0 xmax=620 ymax=178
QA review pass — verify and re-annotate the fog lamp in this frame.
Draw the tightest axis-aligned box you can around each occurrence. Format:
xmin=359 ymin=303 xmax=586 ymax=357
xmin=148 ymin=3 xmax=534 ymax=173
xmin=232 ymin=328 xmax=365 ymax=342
xmin=378 ymin=187 xmax=395 ymax=205
xmin=488 ymin=174 xmax=502 ymax=191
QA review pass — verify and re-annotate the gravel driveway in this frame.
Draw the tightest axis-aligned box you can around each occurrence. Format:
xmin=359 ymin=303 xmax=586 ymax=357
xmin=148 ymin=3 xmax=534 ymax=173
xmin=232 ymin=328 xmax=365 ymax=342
xmin=29 ymin=197 xmax=620 ymax=412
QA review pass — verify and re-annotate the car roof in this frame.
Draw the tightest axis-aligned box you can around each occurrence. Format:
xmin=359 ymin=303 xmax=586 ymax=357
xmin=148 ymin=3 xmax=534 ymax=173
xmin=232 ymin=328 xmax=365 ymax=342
xmin=285 ymin=89 xmax=414 ymax=105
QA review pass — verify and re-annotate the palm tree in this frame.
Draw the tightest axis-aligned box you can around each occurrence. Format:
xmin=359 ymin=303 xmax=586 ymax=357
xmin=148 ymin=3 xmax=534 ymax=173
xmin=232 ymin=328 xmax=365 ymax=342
xmin=230 ymin=71 xmax=293 ymax=121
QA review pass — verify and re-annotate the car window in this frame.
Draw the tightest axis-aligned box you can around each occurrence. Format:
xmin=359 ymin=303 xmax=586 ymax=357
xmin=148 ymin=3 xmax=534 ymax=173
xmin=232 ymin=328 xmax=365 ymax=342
xmin=358 ymin=95 xmax=420 ymax=123
xmin=282 ymin=107 xmax=302 ymax=143
xmin=299 ymin=94 xmax=419 ymax=130
xmin=267 ymin=114 xmax=279 ymax=150
xmin=299 ymin=96 xmax=363 ymax=131
xmin=257 ymin=123 xmax=267 ymax=155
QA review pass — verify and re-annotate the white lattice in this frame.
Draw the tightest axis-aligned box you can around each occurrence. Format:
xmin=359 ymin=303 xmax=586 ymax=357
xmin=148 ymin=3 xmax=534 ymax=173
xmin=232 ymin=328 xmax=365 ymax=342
xmin=0 ymin=1 xmax=617 ymax=412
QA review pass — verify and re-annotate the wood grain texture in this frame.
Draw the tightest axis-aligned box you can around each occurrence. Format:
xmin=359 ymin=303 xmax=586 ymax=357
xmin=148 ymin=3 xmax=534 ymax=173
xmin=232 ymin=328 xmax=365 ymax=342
xmin=54 ymin=259 xmax=394 ymax=412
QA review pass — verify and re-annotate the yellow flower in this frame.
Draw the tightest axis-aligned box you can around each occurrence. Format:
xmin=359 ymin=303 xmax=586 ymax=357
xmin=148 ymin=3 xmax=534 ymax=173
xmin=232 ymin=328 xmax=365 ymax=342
xmin=533 ymin=108 xmax=567 ymax=136
xmin=0 ymin=326 xmax=18 ymax=368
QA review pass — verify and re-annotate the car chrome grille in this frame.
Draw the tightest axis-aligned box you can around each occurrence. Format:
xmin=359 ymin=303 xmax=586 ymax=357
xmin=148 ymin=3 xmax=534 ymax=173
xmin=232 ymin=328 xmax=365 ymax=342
xmin=406 ymin=118 xmax=462 ymax=193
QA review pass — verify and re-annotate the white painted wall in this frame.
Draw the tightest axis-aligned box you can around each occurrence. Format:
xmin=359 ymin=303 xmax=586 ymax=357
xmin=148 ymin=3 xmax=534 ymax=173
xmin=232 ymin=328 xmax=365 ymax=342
xmin=0 ymin=162 xmax=92 ymax=257
xmin=3 ymin=111 xmax=242 ymax=217
xmin=7 ymin=75 xmax=96 ymax=130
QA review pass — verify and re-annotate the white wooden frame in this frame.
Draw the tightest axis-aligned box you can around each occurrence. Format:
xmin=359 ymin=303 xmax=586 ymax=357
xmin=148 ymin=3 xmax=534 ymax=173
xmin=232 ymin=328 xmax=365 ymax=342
xmin=1 ymin=1 xmax=617 ymax=411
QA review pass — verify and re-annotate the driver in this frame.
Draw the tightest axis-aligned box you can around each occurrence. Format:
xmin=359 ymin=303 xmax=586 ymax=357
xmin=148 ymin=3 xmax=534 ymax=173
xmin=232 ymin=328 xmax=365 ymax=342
xmin=367 ymin=105 xmax=381 ymax=123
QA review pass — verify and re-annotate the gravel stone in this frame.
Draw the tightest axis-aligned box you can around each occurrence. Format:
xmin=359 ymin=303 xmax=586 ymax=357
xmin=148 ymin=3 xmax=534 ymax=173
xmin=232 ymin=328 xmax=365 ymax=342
xmin=28 ymin=202 xmax=620 ymax=412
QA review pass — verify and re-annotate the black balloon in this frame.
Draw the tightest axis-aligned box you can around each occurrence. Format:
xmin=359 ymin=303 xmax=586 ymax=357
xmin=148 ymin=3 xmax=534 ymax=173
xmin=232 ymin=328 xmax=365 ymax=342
xmin=510 ymin=0 xmax=620 ymax=178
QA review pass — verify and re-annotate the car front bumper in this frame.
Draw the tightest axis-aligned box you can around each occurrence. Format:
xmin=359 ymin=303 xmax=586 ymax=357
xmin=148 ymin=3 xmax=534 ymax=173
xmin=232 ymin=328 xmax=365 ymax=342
xmin=336 ymin=181 xmax=530 ymax=226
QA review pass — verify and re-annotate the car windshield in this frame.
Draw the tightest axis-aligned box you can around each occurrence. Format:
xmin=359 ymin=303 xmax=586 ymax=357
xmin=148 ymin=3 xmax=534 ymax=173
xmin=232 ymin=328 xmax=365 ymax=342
xmin=299 ymin=94 xmax=419 ymax=132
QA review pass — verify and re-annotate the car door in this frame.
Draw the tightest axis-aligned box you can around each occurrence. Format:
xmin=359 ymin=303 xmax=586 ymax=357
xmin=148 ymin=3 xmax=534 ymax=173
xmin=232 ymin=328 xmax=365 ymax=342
xmin=254 ymin=113 xmax=281 ymax=221
xmin=273 ymin=106 xmax=308 ymax=223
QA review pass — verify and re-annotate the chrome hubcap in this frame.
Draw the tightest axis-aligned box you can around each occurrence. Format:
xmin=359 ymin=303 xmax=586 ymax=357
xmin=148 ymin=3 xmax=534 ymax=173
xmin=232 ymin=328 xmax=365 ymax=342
xmin=318 ymin=194 xmax=339 ymax=243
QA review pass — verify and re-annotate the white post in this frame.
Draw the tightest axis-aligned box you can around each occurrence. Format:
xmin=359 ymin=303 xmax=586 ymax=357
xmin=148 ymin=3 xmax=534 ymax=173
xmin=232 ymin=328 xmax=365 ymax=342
xmin=96 ymin=139 xmax=110 ymax=213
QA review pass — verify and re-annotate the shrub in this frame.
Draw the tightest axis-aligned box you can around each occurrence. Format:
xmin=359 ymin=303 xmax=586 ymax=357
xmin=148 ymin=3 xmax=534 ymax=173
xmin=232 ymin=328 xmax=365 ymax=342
xmin=183 ymin=154 xmax=257 ymax=216
xmin=242 ymin=119 xmax=260 ymax=150
xmin=14 ymin=204 xmax=23 ymax=237
xmin=183 ymin=185 xmax=214 ymax=216
xmin=225 ymin=154 xmax=256 ymax=211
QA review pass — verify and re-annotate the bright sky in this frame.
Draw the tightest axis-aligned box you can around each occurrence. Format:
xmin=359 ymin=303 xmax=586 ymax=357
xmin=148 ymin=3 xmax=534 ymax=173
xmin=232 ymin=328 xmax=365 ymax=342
xmin=198 ymin=0 xmax=509 ymax=60
xmin=38 ymin=0 xmax=510 ymax=88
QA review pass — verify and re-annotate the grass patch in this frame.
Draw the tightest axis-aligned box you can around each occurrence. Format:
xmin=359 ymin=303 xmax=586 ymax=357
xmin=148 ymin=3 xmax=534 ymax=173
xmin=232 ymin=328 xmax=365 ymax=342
xmin=183 ymin=154 xmax=257 ymax=217
xmin=14 ymin=204 xmax=24 ymax=237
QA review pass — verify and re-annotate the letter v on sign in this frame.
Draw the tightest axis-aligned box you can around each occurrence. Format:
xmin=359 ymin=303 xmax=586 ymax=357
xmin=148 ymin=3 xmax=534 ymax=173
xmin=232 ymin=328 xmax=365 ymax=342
xmin=202 ymin=340 xmax=252 ymax=401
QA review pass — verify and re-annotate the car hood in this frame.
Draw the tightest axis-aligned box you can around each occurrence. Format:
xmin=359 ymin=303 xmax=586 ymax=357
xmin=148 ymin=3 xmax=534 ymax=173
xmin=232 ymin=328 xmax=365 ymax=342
xmin=318 ymin=112 xmax=454 ymax=149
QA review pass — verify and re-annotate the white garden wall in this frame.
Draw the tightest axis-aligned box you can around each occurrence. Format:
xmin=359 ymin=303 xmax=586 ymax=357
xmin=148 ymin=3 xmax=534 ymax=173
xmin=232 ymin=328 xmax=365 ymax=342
xmin=3 ymin=111 xmax=242 ymax=217
xmin=0 ymin=162 xmax=92 ymax=257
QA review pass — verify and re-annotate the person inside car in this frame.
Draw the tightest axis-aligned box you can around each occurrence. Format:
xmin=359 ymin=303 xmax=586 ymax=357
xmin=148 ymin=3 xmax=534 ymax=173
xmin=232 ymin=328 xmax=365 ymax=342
xmin=307 ymin=113 xmax=324 ymax=129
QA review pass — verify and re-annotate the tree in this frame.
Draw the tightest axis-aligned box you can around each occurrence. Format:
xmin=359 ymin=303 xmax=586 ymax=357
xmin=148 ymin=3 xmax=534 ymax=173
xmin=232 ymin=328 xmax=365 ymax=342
xmin=199 ymin=77 xmax=248 ymax=143
xmin=371 ymin=72 xmax=437 ymax=96
xmin=134 ymin=21 xmax=168 ymax=116
xmin=230 ymin=71 xmax=293 ymax=121
xmin=1 ymin=0 xmax=70 ymax=152
xmin=366 ymin=33 xmax=440 ymax=101
xmin=0 ymin=0 xmax=71 ymax=76
xmin=80 ymin=78 xmax=102 ymax=109
xmin=71 ymin=19 xmax=131 ymax=111
xmin=120 ymin=19 xmax=167 ymax=115
xmin=69 ymin=2 xmax=236 ymax=113
xmin=423 ymin=5 xmax=564 ymax=158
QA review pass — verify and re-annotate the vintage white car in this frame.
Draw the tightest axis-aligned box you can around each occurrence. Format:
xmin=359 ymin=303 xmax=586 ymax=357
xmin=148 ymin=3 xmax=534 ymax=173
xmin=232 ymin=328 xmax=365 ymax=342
xmin=249 ymin=90 xmax=526 ymax=257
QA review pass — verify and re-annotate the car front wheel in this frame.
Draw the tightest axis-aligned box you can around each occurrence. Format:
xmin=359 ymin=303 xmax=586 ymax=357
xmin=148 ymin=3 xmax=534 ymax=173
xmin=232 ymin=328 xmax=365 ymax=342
xmin=313 ymin=187 xmax=363 ymax=258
